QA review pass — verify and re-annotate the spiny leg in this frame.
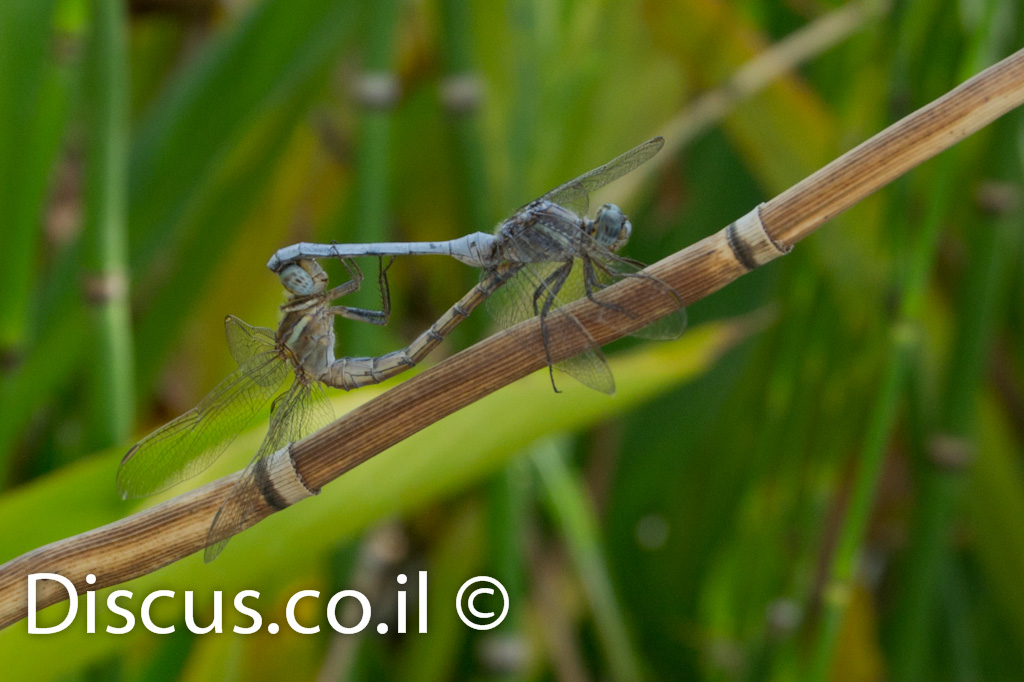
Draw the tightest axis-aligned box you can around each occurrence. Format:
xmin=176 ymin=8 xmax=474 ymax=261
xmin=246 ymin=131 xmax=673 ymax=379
xmin=376 ymin=256 xmax=395 ymax=324
xmin=532 ymin=261 xmax=573 ymax=316
xmin=328 ymin=257 xmax=394 ymax=325
xmin=325 ymin=258 xmax=365 ymax=300
xmin=535 ymin=262 xmax=573 ymax=393
xmin=329 ymin=306 xmax=389 ymax=325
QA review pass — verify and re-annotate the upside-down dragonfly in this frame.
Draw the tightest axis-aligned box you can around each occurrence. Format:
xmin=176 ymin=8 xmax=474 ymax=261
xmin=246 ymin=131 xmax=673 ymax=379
xmin=118 ymin=258 xmax=403 ymax=561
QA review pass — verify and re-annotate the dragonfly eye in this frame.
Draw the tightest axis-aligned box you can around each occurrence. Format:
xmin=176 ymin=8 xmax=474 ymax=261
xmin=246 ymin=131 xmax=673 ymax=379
xmin=279 ymin=264 xmax=316 ymax=295
xmin=595 ymin=203 xmax=630 ymax=250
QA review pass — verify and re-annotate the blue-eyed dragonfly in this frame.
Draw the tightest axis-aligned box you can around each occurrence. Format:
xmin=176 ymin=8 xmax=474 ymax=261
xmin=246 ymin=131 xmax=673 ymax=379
xmin=267 ymin=137 xmax=686 ymax=394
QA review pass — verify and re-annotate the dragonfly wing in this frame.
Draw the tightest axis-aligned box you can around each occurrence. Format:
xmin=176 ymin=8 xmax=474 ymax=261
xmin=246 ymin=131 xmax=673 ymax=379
xmin=585 ymin=249 xmax=687 ymax=340
xmin=487 ymin=259 xmax=615 ymax=394
xmin=225 ymin=315 xmax=277 ymax=370
xmin=629 ymin=305 xmax=688 ymax=340
xmin=550 ymin=340 xmax=615 ymax=394
xmin=117 ymin=350 xmax=291 ymax=499
xmin=204 ymin=379 xmax=334 ymax=562
xmin=544 ymin=184 xmax=589 ymax=217
xmin=541 ymin=137 xmax=664 ymax=216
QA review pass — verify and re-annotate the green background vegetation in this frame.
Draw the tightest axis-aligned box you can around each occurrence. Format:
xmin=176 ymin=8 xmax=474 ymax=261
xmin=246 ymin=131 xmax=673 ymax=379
xmin=1 ymin=0 xmax=1023 ymax=680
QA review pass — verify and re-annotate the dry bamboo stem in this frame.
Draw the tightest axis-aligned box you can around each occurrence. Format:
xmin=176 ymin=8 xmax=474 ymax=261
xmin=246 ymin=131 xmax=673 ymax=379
xmin=2 ymin=46 xmax=1024 ymax=631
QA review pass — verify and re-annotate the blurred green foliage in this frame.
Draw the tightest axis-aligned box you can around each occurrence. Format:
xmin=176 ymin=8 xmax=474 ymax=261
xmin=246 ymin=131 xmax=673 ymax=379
xmin=1 ymin=0 xmax=1023 ymax=680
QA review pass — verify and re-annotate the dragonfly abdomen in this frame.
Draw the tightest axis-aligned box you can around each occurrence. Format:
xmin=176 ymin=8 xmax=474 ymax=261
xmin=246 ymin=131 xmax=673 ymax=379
xmin=322 ymin=269 xmax=506 ymax=390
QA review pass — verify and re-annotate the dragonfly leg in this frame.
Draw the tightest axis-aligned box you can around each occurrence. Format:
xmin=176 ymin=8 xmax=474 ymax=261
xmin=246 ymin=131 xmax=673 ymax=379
xmin=340 ymin=255 xmax=364 ymax=282
xmin=329 ymin=306 xmax=389 ymax=326
xmin=325 ymin=279 xmax=360 ymax=299
xmin=326 ymin=257 xmax=393 ymax=325
xmin=534 ymin=262 xmax=573 ymax=393
xmin=324 ymin=258 xmax=365 ymax=299
xmin=531 ymin=262 xmax=571 ymax=316
xmin=582 ymin=257 xmax=632 ymax=318
xmin=376 ymin=256 xmax=394 ymax=322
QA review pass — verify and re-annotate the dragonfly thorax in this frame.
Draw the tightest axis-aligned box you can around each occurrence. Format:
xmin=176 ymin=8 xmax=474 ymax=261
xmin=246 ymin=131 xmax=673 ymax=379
xmin=280 ymin=259 xmax=329 ymax=296
xmin=592 ymin=203 xmax=631 ymax=252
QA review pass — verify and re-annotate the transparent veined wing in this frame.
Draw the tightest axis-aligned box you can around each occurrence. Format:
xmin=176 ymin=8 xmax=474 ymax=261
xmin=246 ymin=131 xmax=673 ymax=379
xmin=540 ymin=137 xmax=664 ymax=216
xmin=204 ymin=375 xmax=334 ymax=562
xmin=117 ymin=347 xmax=291 ymax=498
xmin=225 ymin=315 xmax=277 ymax=370
xmin=582 ymin=248 xmax=687 ymax=341
xmin=487 ymin=259 xmax=615 ymax=394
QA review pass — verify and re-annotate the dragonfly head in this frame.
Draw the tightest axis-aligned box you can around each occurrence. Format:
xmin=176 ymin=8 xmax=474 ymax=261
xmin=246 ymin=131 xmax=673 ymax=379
xmin=279 ymin=259 xmax=328 ymax=296
xmin=594 ymin=203 xmax=631 ymax=252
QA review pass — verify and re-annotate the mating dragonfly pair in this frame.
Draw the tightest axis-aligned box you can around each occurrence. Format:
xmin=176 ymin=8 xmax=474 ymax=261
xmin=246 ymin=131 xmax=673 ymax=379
xmin=118 ymin=136 xmax=687 ymax=561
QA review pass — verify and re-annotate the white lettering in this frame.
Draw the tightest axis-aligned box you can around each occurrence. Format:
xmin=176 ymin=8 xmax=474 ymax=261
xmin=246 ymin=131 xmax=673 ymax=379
xmin=141 ymin=590 xmax=175 ymax=634
xmin=326 ymin=591 xmax=370 ymax=634
xmin=233 ymin=591 xmax=262 ymax=634
xmin=286 ymin=590 xmax=319 ymax=634
xmin=106 ymin=591 xmax=135 ymax=634
xmin=419 ymin=571 xmax=428 ymax=633
xmin=468 ymin=587 xmax=494 ymax=618
xmin=185 ymin=591 xmax=222 ymax=634
xmin=85 ymin=574 xmax=97 ymax=633
xmin=27 ymin=574 xmax=78 ymax=634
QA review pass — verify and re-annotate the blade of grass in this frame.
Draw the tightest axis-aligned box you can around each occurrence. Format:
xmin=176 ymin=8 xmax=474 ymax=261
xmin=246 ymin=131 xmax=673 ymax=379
xmin=503 ymin=0 xmax=541 ymax=204
xmin=438 ymin=0 xmax=491 ymax=229
xmin=533 ymin=438 xmax=645 ymax=682
xmin=348 ymin=0 xmax=400 ymax=246
xmin=887 ymin=115 xmax=1022 ymax=681
xmin=941 ymin=559 xmax=983 ymax=682
xmin=963 ymin=395 xmax=1024 ymax=657
xmin=807 ymin=153 xmax=956 ymax=681
xmin=482 ymin=460 xmax=531 ymax=679
xmin=81 ymin=0 xmax=134 ymax=449
xmin=0 ymin=0 xmax=64 ymax=357
xmin=0 ymin=0 xmax=74 ymax=483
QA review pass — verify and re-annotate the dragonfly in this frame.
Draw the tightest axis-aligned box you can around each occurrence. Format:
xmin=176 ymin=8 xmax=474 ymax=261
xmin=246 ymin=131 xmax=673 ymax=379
xmin=118 ymin=258 xmax=406 ymax=561
xmin=266 ymin=136 xmax=686 ymax=394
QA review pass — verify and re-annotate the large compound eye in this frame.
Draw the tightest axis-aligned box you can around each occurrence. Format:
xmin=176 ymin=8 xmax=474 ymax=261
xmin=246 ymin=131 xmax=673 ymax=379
xmin=279 ymin=263 xmax=315 ymax=295
xmin=594 ymin=203 xmax=629 ymax=250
